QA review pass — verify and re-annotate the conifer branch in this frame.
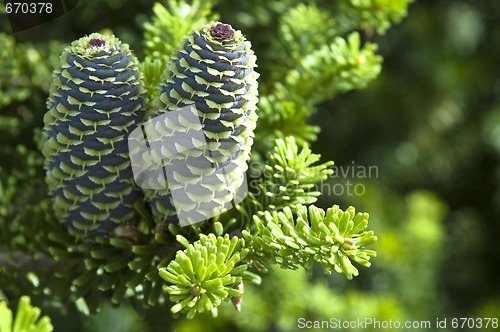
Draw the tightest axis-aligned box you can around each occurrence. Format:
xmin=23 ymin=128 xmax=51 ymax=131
xmin=0 ymin=0 xmax=416 ymax=322
xmin=243 ymin=204 xmax=377 ymax=279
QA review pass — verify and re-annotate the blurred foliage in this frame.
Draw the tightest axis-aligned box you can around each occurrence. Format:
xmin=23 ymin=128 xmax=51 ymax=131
xmin=1 ymin=0 xmax=499 ymax=330
xmin=314 ymin=0 xmax=500 ymax=323
xmin=0 ymin=296 xmax=53 ymax=332
xmin=338 ymin=0 xmax=413 ymax=34
xmin=143 ymin=0 xmax=218 ymax=63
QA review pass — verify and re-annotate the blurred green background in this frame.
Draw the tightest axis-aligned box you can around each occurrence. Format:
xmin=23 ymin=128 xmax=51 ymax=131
xmin=1 ymin=0 xmax=499 ymax=331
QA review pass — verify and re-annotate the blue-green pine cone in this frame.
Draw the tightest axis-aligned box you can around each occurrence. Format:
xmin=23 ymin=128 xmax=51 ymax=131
xmin=43 ymin=33 xmax=145 ymax=238
xmin=144 ymin=22 xmax=259 ymax=224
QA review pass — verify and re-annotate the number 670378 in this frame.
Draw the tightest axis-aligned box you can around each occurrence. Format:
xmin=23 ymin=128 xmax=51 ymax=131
xmin=5 ymin=2 xmax=53 ymax=14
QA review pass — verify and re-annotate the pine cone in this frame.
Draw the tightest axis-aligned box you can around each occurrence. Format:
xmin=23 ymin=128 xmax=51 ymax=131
xmin=143 ymin=22 xmax=259 ymax=224
xmin=43 ymin=33 xmax=145 ymax=238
